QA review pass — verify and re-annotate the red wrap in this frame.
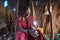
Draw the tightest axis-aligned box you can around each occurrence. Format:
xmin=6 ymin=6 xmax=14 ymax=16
xmin=16 ymin=16 xmax=43 ymax=40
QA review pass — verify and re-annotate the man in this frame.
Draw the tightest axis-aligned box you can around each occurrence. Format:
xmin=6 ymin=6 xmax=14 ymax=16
xmin=16 ymin=7 xmax=43 ymax=40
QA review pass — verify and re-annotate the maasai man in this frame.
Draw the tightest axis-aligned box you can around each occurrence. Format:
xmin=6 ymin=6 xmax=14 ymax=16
xmin=16 ymin=5 xmax=43 ymax=40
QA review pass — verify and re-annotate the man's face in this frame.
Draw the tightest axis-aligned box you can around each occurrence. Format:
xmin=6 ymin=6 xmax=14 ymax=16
xmin=26 ymin=8 xmax=30 ymax=15
xmin=23 ymin=8 xmax=30 ymax=18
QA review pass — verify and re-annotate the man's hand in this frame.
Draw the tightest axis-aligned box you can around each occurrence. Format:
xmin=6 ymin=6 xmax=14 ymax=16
xmin=17 ymin=28 xmax=28 ymax=35
xmin=28 ymin=29 xmax=39 ymax=37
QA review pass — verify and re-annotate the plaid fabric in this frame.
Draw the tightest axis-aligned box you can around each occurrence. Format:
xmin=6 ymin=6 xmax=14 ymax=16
xmin=16 ymin=16 xmax=43 ymax=40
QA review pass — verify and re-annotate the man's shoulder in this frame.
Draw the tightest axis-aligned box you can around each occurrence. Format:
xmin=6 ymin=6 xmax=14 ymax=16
xmin=29 ymin=15 xmax=33 ymax=18
xmin=16 ymin=16 xmax=23 ymax=21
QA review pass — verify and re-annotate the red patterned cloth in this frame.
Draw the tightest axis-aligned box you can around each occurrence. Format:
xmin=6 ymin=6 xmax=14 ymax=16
xmin=16 ymin=16 xmax=43 ymax=40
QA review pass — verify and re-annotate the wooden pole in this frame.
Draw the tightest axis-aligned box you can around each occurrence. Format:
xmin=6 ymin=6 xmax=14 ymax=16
xmin=15 ymin=0 xmax=19 ymax=40
xmin=49 ymin=0 xmax=53 ymax=40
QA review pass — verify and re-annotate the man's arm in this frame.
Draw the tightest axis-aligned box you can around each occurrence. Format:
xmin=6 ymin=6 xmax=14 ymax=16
xmin=17 ymin=18 xmax=28 ymax=35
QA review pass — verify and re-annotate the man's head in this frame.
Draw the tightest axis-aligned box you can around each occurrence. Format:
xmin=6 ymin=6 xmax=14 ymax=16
xmin=23 ymin=7 xmax=31 ymax=18
xmin=18 ymin=0 xmax=31 ymax=17
xmin=26 ymin=7 xmax=31 ymax=15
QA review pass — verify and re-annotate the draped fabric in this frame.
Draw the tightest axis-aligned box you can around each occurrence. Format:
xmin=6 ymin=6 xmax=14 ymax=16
xmin=16 ymin=16 xmax=43 ymax=40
